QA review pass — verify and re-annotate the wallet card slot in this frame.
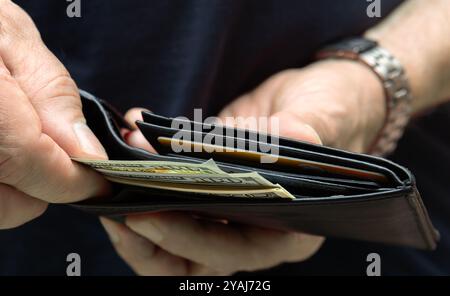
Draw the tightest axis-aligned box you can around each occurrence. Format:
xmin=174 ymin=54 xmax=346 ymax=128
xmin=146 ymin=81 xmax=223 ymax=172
xmin=81 ymin=90 xmax=377 ymax=197
xmin=161 ymin=134 xmax=388 ymax=185
xmin=136 ymin=120 xmax=400 ymax=187
xmin=142 ymin=111 xmax=405 ymax=186
xmin=161 ymin=152 xmax=381 ymax=195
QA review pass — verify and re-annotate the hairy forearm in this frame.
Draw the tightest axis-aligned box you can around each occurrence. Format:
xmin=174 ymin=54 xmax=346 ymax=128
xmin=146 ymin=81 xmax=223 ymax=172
xmin=365 ymin=0 xmax=450 ymax=114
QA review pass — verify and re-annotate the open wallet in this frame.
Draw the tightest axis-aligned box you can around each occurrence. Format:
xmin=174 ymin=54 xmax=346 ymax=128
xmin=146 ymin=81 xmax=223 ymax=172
xmin=71 ymin=90 xmax=440 ymax=250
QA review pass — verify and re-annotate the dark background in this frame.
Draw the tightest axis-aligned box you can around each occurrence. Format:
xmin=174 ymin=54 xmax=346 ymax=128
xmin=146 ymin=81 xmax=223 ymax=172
xmin=0 ymin=0 xmax=448 ymax=275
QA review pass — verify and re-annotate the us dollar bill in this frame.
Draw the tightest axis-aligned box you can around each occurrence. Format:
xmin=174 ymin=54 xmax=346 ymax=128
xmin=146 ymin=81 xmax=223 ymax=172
xmin=72 ymin=158 xmax=294 ymax=199
xmin=72 ymin=158 xmax=225 ymax=175
xmin=96 ymin=170 xmax=276 ymax=188
xmin=73 ymin=158 xmax=276 ymax=188
xmin=104 ymin=175 xmax=295 ymax=199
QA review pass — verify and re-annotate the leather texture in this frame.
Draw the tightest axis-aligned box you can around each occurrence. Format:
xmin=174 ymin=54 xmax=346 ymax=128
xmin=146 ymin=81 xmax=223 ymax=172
xmin=71 ymin=90 xmax=439 ymax=250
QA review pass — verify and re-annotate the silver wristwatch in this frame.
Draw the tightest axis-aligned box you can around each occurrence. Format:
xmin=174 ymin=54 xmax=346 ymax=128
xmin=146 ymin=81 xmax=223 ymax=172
xmin=317 ymin=37 xmax=412 ymax=156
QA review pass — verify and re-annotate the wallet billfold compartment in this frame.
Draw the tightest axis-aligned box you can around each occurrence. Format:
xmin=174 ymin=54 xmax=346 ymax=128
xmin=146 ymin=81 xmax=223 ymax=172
xmin=71 ymin=90 xmax=439 ymax=250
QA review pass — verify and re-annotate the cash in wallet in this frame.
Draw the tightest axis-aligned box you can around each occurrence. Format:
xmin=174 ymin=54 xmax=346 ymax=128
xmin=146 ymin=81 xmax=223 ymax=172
xmin=70 ymin=90 xmax=439 ymax=250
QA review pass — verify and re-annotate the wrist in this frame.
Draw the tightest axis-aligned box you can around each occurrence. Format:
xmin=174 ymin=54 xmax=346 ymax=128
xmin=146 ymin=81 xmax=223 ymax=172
xmin=351 ymin=61 xmax=386 ymax=151
xmin=364 ymin=0 xmax=450 ymax=113
xmin=340 ymin=60 xmax=386 ymax=152
xmin=363 ymin=31 xmax=429 ymax=113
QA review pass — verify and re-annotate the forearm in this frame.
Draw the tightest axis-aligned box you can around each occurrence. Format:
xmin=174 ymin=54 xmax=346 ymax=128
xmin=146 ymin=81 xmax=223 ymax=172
xmin=365 ymin=0 xmax=450 ymax=114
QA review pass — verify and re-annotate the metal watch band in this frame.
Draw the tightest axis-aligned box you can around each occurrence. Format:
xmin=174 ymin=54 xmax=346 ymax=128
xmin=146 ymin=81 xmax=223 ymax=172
xmin=317 ymin=38 xmax=412 ymax=156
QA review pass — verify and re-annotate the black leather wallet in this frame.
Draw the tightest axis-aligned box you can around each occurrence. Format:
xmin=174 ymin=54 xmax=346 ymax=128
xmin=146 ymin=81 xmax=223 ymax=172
xmin=72 ymin=90 xmax=439 ymax=250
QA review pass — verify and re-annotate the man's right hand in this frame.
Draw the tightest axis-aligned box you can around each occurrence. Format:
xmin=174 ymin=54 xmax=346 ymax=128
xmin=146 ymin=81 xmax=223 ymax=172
xmin=0 ymin=0 xmax=108 ymax=229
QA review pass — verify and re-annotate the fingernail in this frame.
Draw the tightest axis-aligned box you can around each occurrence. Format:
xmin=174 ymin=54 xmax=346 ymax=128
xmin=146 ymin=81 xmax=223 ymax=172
xmin=128 ymin=217 xmax=163 ymax=243
xmin=301 ymin=124 xmax=323 ymax=145
xmin=127 ymin=131 xmax=157 ymax=153
xmin=73 ymin=121 xmax=108 ymax=159
xmin=123 ymin=130 xmax=132 ymax=143
xmin=101 ymin=218 xmax=120 ymax=244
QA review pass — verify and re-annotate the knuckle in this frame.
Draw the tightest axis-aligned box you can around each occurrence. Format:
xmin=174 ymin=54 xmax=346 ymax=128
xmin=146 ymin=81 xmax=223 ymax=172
xmin=32 ymin=201 xmax=48 ymax=219
xmin=0 ymin=133 xmax=40 ymax=185
xmin=0 ymin=68 xmax=13 ymax=83
xmin=116 ymin=238 xmax=157 ymax=271
xmin=268 ymin=69 xmax=298 ymax=85
xmin=0 ymin=188 xmax=48 ymax=230
xmin=0 ymin=0 xmax=40 ymax=42
xmin=32 ymin=74 xmax=82 ymax=115
xmin=0 ymin=152 xmax=15 ymax=182
xmin=0 ymin=134 xmax=24 ymax=183
xmin=31 ymin=74 xmax=77 ymax=99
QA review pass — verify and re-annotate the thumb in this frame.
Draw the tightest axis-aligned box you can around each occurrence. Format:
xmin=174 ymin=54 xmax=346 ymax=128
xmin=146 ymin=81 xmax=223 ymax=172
xmin=219 ymin=106 xmax=323 ymax=146
xmin=0 ymin=1 xmax=106 ymax=159
xmin=28 ymin=78 xmax=108 ymax=159
xmin=272 ymin=111 xmax=323 ymax=146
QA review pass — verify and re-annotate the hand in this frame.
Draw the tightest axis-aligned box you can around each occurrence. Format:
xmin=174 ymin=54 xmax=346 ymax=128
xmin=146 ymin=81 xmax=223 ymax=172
xmin=218 ymin=59 xmax=386 ymax=153
xmin=101 ymin=109 xmax=325 ymax=276
xmin=106 ymin=112 xmax=323 ymax=276
xmin=101 ymin=59 xmax=386 ymax=275
xmin=101 ymin=214 xmax=324 ymax=276
xmin=101 ymin=59 xmax=385 ymax=275
xmin=0 ymin=0 xmax=108 ymax=229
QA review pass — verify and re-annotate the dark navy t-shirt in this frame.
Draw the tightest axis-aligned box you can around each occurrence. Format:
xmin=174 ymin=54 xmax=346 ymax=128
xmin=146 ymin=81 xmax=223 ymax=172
xmin=1 ymin=0 xmax=448 ymax=275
